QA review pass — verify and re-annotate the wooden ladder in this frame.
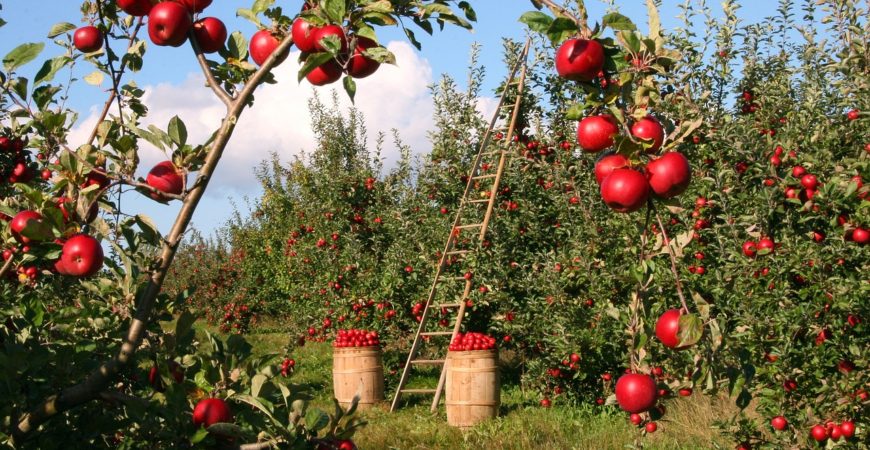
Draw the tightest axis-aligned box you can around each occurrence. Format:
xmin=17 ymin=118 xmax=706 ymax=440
xmin=390 ymin=39 xmax=531 ymax=413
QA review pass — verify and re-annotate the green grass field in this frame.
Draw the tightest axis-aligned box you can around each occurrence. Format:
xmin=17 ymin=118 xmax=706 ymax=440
xmin=234 ymin=328 xmax=733 ymax=450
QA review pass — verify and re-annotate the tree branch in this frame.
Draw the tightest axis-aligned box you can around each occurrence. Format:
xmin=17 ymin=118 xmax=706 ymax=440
xmin=13 ymin=32 xmax=296 ymax=442
xmin=189 ymin=30 xmax=233 ymax=107
xmin=0 ymin=255 xmax=14 ymax=280
xmin=654 ymin=209 xmax=689 ymax=313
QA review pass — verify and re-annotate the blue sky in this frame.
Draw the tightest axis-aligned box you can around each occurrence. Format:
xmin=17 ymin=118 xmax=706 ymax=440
xmin=1 ymin=1 xmax=783 ymax=238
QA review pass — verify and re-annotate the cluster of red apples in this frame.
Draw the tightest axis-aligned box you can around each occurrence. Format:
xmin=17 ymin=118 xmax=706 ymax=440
xmin=448 ymin=332 xmax=496 ymax=351
xmin=333 ymin=329 xmax=381 ymax=348
xmin=554 ymin=38 xmax=691 ymax=213
xmin=80 ymin=1 xmax=383 ymax=87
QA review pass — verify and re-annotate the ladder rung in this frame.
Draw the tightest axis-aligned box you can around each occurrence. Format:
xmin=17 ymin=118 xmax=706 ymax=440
xmin=437 ymin=303 xmax=461 ymax=308
xmin=443 ymin=276 xmax=470 ymax=281
xmin=468 ymin=198 xmax=490 ymax=204
xmin=411 ymin=359 xmax=445 ymax=365
xmin=445 ymin=249 xmax=472 ymax=255
xmin=473 ymin=174 xmax=497 ymax=180
xmin=421 ymin=331 xmax=454 ymax=336
xmin=401 ymin=389 xmax=437 ymax=394
xmin=456 ymin=223 xmax=483 ymax=230
xmin=482 ymin=150 xmax=503 ymax=156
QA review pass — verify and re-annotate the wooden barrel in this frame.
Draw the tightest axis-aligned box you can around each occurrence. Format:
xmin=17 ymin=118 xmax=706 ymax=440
xmin=332 ymin=346 xmax=384 ymax=410
xmin=445 ymin=349 xmax=500 ymax=427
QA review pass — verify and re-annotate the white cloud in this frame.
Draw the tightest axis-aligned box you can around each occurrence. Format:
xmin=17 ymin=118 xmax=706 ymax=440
xmin=71 ymin=41 xmax=438 ymax=200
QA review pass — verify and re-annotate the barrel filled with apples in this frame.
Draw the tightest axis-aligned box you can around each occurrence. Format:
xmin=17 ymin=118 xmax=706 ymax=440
xmin=445 ymin=332 xmax=500 ymax=427
xmin=332 ymin=329 xmax=384 ymax=410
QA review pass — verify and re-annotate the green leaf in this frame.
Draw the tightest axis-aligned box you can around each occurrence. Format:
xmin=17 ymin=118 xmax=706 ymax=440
xmin=236 ymin=8 xmax=261 ymax=27
xmin=9 ymin=76 xmax=28 ymax=101
xmin=564 ymin=103 xmax=586 ymax=121
xmin=167 ymin=115 xmax=188 ymax=147
xmin=251 ymin=374 xmax=267 ymax=398
xmin=546 ymin=17 xmax=579 ymax=45
xmin=343 ymin=76 xmax=356 ymax=102
xmin=3 ymin=42 xmax=45 ymax=72
xmin=34 ymin=56 xmax=71 ymax=85
xmin=518 ymin=11 xmax=553 ymax=34
xmin=458 ymin=1 xmax=477 ymax=22
xmin=47 ymin=22 xmax=76 ymax=38
xmin=84 ymin=71 xmax=104 ymax=86
xmin=322 ymin=0 xmax=347 ymax=23
xmin=251 ymin=0 xmax=275 ymax=14
xmin=677 ymin=313 xmax=703 ymax=347
xmin=304 ymin=408 xmax=329 ymax=431
xmin=227 ymin=31 xmax=248 ymax=61
xmin=174 ymin=311 xmax=196 ymax=340
xmin=135 ymin=214 xmax=162 ymax=246
xmin=32 ymin=85 xmax=61 ymax=111
xmin=602 ymin=13 xmax=636 ymax=31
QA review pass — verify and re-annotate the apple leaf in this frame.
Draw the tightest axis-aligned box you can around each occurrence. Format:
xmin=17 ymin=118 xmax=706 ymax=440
xmin=645 ymin=0 xmax=663 ymax=47
xmin=168 ymin=115 xmax=188 ymax=148
xmin=304 ymin=408 xmax=330 ymax=432
xmin=677 ymin=313 xmax=703 ymax=348
xmin=458 ymin=1 xmax=477 ymax=22
xmin=3 ymin=42 xmax=44 ymax=72
xmin=403 ymin=27 xmax=421 ymax=50
xmin=251 ymin=373 xmax=267 ymax=398
xmin=518 ymin=11 xmax=553 ymax=34
xmin=227 ymin=31 xmax=248 ymax=61
xmin=564 ymin=102 xmax=586 ymax=121
xmin=84 ymin=71 xmax=104 ymax=86
xmin=361 ymin=0 xmax=393 ymax=14
xmin=34 ymin=56 xmax=71 ymax=86
xmin=9 ymin=76 xmax=28 ymax=101
xmin=251 ymin=0 xmax=274 ymax=14
xmin=322 ymin=0 xmax=347 ymax=23
xmin=206 ymin=423 xmax=243 ymax=438
xmin=343 ymin=76 xmax=356 ymax=103
xmin=236 ymin=8 xmax=260 ymax=27
xmin=363 ymin=47 xmax=395 ymax=65
xmin=602 ymin=13 xmax=636 ymax=32
xmin=32 ymin=85 xmax=61 ymax=111
xmin=546 ymin=17 xmax=579 ymax=46
xmin=18 ymin=216 xmax=55 ymax=242
xmin=47 ymin=22 xmax=76 ymax=38
xmin=362 ymin=11 xmax=398 ymax=26
xmin=135 ymin=214 xmax=162 ymax=247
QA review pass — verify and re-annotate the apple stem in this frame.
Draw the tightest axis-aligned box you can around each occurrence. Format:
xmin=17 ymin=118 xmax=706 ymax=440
xmin=654 ymin=209 xmax=689 ymax=314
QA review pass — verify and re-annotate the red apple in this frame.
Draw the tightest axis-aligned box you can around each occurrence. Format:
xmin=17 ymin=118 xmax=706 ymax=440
xmin=645 ymin=422 xmax=657 ymax=433
xmin=577 ymin=115 xmax=618 ymax=153
xmin=756 ymin=237 xmax=775 ymax=255
xmin=306 ymin=59 xmax=343 ymax=86
xmin=594 ymin=153 xmax=629 ymax=185
xmin=839 ymin=421 xmax=855 ymax=439
xmin=554 ymin=38 xmax=604 ymax=82
xmin=614 ymin=373 xmax=658 ymax=413
xmin=600 ymin=168 xmax=649 ymax=213
xmin=192 ymin=398 xmax=233 ymax=428
xmin=61 ymin=234 xmax=104 ymax=277
xmin=631 ymin=116 xmax=665 ymax=152
xmin=192 ymin=17 xmax=226 ymax=53
xmin=852 ymin=227 xmax=869 ymax=244
xmin=742 ymin=241 xmax=757 ymax=257
xmin=249 ymin=29 xmax=289 ymax=66
xmin=540 ymin=398 xmax=551 ymax=408
xmin=117 ymin=0 xmax=155 ymax=16
xmin=771 ymin=415 xmax=788 ymax=431
xmin=646 ymin=152 xmax=691 ymax=198
xmin=800 ymin=174 xmax=818 ymax=190
xmin=312 ymin=24 xmax=347 ymax=53
xmin=146 ymin=161 xmax=184 ymax=201
xmin=810 ymin=424 xmax=828 ymax=442
xmin=174 ymin=0 xmax=211 ymax=13
xmin=847 ymin=109 xmax=860 ymax=121
xmin=655 ymin=309 xmax=688 ymax=349
xmin=74 ymin=26 xmax=103 ymax=53
xmin=10 ymin=211 xmax=45 ymax=244
xmin=291 ymin=18 xmax=318 ymax=53
xmin=347 ymin=36 xmax=380 ymax=79
xmin=148 ymin=2 xmax=192 ymax=47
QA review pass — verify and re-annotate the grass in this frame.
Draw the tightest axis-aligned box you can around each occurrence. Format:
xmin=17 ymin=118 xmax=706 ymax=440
xmin=222 ymin=326 xmax=732 ymax=450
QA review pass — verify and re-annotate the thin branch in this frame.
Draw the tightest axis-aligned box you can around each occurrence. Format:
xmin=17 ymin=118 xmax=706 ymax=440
xmin=235 ymin=440 xmax=281 ymax=450
xmin=0 ymin=255 xmax=14 ymax=280
xmin=86 ymin=17 xmax=145 ymax=146
xmin=654 ymin=209 xmax=689 ymax=313
xmin=189 ymin=30 xmax=233 ymax=107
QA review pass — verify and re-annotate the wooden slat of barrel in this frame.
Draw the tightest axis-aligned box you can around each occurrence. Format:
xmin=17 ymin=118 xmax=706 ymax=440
xmin=445 ymin=350 xmax=500 ymax=427
xmin=333 ymin=346 xmax=384 ymax=410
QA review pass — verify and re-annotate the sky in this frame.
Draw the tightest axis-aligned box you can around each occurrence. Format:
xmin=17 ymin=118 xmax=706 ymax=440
xmin=0 ymin=1 xmax=784 ymax=238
